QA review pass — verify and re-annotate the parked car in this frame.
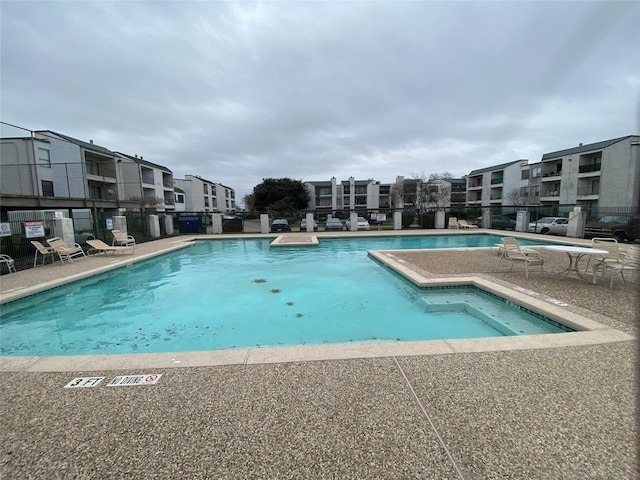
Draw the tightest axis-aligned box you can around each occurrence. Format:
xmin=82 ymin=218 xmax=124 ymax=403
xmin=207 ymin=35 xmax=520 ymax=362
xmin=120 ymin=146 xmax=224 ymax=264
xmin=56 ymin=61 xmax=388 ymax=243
xmin=270 ymin=219 xmax=291 ymax=232
xmin=324 ymin=218 xmax=344 ymax=231
xmin=345 ymin=217 xmax=370 ymax=230
xmin=584 ymin=215 xmax=640 ymax=242
xmin=74 ymin=232 xmax=95 ymax=245
xmin=528 ymin=217 xmax=568 ymax=235
xmin=472 ymin=215 xmax=516 ymax=230
xmin=300 ymin=218 xmax=318 ymax=231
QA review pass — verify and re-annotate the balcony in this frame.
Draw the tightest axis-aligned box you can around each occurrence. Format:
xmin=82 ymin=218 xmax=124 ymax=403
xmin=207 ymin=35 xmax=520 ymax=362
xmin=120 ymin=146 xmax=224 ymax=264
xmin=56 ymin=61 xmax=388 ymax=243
xmin=85 ymin=161 xmax=116 ymax=181
xmin=490 ymin=177 xmax=503 ymax=185
xmin=579 ymin=163 xmax=601 ymax=174
xmin=541 ymin=171 xmax=561 ymax=179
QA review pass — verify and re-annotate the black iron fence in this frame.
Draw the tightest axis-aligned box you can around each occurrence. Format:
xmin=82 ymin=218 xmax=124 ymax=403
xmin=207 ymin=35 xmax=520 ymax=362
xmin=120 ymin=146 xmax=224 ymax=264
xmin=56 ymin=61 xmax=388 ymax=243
xmin=2 ymin=205 xmax=638 ymax=273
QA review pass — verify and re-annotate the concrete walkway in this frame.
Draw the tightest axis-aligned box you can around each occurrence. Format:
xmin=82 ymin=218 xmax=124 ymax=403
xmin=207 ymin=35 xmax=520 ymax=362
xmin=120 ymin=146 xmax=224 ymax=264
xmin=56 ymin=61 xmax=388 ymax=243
xmin=0 ymin=232 xmax=637 ymax=478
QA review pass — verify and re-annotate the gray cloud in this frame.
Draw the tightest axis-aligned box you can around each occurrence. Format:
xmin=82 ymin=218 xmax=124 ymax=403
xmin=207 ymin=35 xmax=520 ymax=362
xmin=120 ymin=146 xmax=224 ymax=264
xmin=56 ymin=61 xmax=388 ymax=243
xmin=2 ymin=1 xmax=638 ymax=203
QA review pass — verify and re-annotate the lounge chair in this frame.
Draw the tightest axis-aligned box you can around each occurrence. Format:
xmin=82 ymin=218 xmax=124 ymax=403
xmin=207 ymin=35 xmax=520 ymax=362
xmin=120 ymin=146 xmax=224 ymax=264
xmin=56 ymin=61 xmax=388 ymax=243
xmin=31 ymin=240 xmax=57 ymax=267
xmin=592 ymin=245 xmax=640 ymax=288
xmin=448 ymin=217 xmax=459 ymax=229
xmin=498 ymin=237 xmax=544 ymax=280
xmin=46 ymin=237 xmax=86 ymax=263
xmin=112 ymin=230 xmax=135 ymax=247
xmin=0 ymin=254 xmax=16 ymax=273
xmin=458 ymin=219 xmax=479 ymax=229
xmin=87 ymin=239 xmax=134 ymax=255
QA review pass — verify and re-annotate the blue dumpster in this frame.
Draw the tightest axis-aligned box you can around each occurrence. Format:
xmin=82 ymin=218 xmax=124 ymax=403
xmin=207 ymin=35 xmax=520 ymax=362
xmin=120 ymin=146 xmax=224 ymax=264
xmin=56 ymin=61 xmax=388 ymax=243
xmin=178 ymin=216 xmax=204 ymax=233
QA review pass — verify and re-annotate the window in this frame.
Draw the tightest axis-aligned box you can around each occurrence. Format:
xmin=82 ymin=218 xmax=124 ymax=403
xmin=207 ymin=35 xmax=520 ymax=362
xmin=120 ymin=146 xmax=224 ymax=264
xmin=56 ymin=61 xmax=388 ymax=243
xmin=204 ymin=197 xmax=210 ymax=207
xmin=41 ymin=180 xmax=54 ymax=196
xmin=532 ymin=185 xmax=540 ymax=197
xmin=175 ymin=193 xmax=185 ymax=203
xmin=38 ymin=148 xmax=51 ymax=167
xmin=521 ymin=170 xmax=529 ymax=180
xmin=531 ymin=167 xmax=541 ymax=178
xmin=203 ymin=184 xmax=208 ymax=194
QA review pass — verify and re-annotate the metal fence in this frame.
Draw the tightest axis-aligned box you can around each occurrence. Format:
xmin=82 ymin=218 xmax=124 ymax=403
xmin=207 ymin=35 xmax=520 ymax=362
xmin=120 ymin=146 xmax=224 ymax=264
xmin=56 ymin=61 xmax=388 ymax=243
xmin=2 ymin=205 xmax=638 ymax=273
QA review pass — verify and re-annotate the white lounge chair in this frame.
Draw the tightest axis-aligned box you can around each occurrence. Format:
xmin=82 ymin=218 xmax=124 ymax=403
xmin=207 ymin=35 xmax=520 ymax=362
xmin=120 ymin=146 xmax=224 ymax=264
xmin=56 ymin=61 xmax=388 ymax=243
xmin=111 ymin=230 xmax=135 ymax=247
xmin=31 ymin=240 xmax=57 ymax=267
xmin=458 ymin=219 xmax=479 ymax=229
xmin=498 ymin=237 xmax=544 ymax=280
xmin=0 ymin=254 xmax=16 ymax=273
xmin=46 ymin=237 xmax=86 ymax=263
xmin=448 ymin=217 xmax=459 ymax=229
xmin=586 ymin=238 xmax=619 ymax=276
xmin=87 ymin=239 xmax=134 ymax=255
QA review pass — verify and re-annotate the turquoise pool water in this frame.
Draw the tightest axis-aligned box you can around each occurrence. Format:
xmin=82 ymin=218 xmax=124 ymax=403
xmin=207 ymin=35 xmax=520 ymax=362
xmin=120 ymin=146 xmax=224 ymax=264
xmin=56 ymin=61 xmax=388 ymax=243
xmin=0 ymin=235 xmax=570 ymax=356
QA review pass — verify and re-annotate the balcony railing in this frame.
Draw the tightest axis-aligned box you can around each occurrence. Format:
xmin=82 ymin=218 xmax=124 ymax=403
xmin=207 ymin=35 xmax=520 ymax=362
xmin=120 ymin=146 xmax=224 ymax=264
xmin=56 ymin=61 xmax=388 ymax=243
xmin=86 ymin=161 xmax=116 ymax=178
xmin=579 ymin=163 xmax=601 ymax=174
xmin=490 ymin=177 xmax=503 ymax=185
xmin=577 ymin=187 xmax=600 ymax=196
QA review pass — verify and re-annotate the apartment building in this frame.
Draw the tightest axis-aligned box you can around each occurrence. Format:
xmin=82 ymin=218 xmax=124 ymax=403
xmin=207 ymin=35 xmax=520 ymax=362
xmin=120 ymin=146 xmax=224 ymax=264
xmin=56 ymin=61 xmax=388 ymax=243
xmin=535 ymin=135 xmax=640 ymax=211
xmin=0 ymin=130 xmax=138 ymax=212
xmin=115 ymin=152 xmax=175 ymax=212
xmin=174 ymin=175 xmax=236 ymax=214
xmin=0 ymin=130 xmax=180 ymax=216
xmin=466 ymin=159 xmax=529 ymax=207
xmin=214 ymin=183 xmax=237 ymax=212
xmin=304 ymin=177 xmax=393 ymax=215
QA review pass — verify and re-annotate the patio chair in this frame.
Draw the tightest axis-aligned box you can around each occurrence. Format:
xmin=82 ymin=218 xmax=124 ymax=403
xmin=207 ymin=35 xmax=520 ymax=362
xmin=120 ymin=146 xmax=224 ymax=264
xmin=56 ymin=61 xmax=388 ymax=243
xmin=0 ymin=254 xmax=16 ymax=274
xmin=448 ymin=217 xmax=459 ymax=229
xmin=31 ymin=240 xmax=57 ymax=267
xmin=111 ymin=230 xmax=135 ymax=247
xmin=592 ymin=245 xmax=640 ymax=288
xmin=46 ymin=237 xmax=86 ymax=263
xmin=585 ymin=238 xmax=619 ymax=276
xmin=87 ymin=239 xmax=134 ymax=255
xmin=458 ymin=219 xmax=479 ymax=229
xmin=498 ymin=237 xmax=544 ymax=280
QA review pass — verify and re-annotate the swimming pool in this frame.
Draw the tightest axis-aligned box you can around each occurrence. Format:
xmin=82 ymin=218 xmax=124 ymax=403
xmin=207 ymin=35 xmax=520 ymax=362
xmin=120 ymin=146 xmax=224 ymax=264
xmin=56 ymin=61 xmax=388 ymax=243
xmin=0 ymin=235 xmax=570 ymax=356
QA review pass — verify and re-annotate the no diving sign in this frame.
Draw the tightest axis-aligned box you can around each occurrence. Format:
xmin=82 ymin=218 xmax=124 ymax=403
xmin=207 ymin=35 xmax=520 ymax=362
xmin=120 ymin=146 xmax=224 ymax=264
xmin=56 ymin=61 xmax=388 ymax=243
xmin=107 ymin=374 xmax=162 ymax=387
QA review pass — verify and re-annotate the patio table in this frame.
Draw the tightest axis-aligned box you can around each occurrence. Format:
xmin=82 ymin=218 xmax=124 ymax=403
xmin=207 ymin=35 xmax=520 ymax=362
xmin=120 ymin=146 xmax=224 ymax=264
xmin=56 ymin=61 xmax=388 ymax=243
xmin=543 ymin=245 xmax=608 ymax=279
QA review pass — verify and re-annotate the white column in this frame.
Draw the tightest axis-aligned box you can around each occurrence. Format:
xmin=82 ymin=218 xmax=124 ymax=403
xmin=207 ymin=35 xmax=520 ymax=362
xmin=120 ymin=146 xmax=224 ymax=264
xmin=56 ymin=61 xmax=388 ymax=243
xmin=435 ymin=210 xmax=445 ymax=229
xmin=149 ymin=215 xmax=160 ymax=238
xmin=305 ymin=213 xmax=315 ymax=232
xmin=515 ymin=210 xmax=530 ymax=232
xmin=211 ymin=214 xmax=223 ymax=234
xmin=53 ymin=218 xmax=75 ymax=246
xmin=349 ymin=211 xmax=358 ymax=231
xmin=393 ymin=211 xmax=402 ymax=230
xmin=567 ymin=207 xmax=585 ymax=238
xmin=113 ymin=216 xmax=128 ymax=235
xmin=260 ymin=214 xmax=270 ymax=234
xmin=164 ymin=215 xmax=174 ymax=236
xmin=481 ymin=209 xmax=492 ymax=229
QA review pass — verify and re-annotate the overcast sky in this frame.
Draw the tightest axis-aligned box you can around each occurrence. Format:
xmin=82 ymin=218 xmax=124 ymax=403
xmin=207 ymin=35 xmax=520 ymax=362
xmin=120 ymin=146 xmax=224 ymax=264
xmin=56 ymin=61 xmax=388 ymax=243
xmin=1 ymin=1 xmax=638 ymax=205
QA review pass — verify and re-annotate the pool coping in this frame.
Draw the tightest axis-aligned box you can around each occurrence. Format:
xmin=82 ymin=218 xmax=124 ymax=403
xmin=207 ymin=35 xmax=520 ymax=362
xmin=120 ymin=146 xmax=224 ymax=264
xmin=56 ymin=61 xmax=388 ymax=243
xmin=0 ymin=234 xmax=634 ymax=372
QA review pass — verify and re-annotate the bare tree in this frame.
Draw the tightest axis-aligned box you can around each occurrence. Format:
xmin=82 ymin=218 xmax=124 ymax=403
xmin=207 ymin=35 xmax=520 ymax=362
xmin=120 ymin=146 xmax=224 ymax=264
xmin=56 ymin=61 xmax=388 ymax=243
xmin=128 ymin=196 xmax=164 ymax=210
xmin=428 ymin=171 xmax=454 ymax=181
xmin=505 ymin=187 xmax=525 ymax=206
xmin=410 ymin=171 xmax=452 ymax=212
xmin=243 ymin=193 xmax=255 ymax=212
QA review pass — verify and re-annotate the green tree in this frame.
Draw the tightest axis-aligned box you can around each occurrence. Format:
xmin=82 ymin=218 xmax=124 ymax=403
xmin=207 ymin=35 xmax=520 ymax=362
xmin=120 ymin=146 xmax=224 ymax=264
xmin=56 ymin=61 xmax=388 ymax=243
xmin=252 ymin=178 xmax=310 ymax=212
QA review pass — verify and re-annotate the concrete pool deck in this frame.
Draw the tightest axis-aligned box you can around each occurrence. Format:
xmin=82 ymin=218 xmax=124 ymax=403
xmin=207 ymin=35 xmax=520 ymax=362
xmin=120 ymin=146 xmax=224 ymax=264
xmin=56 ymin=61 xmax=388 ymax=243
xmin=1 ymin=230 xmax=638 ymax=478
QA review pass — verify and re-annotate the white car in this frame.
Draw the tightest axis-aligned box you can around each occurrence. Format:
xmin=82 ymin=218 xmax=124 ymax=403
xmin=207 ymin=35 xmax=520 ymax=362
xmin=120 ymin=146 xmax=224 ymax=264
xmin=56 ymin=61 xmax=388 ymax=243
xmin=345 ymin=217 xmax=370 ymax=230
xmin=528 ymin=217 xmax=568 ymax=235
